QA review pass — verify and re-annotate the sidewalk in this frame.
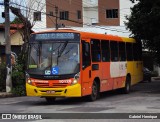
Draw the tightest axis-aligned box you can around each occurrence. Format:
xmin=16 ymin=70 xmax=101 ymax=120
xmin=0 ymin=92 xmax=14 ymax=98
xmin=151 ymin=76 xmax=160 ymax=81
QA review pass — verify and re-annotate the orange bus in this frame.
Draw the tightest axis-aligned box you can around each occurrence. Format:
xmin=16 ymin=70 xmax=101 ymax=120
xmin=26 ymin=29 xmax=143 ymax=102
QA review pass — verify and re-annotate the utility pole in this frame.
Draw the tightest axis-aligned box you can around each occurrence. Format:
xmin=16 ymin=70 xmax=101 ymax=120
xmin=4 ymin=0 xmax=12 ymax=93
xmin=55 ymin=6 xmax=58 ymax=30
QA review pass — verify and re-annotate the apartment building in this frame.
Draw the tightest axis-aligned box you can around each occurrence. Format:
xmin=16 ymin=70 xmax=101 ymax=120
xmin=27 ymin=0 xmax=136 ymax=29
xmin=45 ymin=0 xmax=120 ymax=28
xmin=46 ymin=0 xmax=83 ymax=28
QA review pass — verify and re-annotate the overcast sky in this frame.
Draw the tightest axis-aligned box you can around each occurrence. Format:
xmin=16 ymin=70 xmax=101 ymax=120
xmin=0 ymin=0 xmax=18 ymax=23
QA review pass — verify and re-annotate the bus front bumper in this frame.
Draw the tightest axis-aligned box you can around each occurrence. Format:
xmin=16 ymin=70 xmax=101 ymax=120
xmin=26 ymin=83 xmax=81 ymax=97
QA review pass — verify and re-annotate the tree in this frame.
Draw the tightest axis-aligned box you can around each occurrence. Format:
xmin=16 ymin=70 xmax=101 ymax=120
xmin=11 ymin=17 xmax=23 ymax=24
xmin=126 ymin=0 xmax=160 ymax=65
xmin=8 ymin=0 xmax=45 ymax=70
xmin=9 ymin=0 xmax=45 ymax=52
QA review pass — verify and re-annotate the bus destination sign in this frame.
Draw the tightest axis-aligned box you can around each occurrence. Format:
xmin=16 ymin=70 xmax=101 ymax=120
xmin=35 ymin=33 xmax=75 ymax=40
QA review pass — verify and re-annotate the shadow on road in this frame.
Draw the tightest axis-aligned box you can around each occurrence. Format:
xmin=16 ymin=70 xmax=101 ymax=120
xmin=8 ymin=80 xmax=160 ymax=106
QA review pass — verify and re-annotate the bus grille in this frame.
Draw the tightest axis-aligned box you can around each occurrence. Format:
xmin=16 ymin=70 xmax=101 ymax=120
xmin=35 ymin=83 xmax=68 ymax=88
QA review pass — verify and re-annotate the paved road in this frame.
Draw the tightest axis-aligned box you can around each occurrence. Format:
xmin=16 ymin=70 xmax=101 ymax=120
xmin=0 ymin=80 xmax=160 ymax=121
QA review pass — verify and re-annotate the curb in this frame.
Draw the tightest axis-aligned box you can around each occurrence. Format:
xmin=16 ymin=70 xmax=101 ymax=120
xmin=0 ymin=92 xmax=14 ymax=98
xmin=151 ymin=77 xmax=160 ymax=81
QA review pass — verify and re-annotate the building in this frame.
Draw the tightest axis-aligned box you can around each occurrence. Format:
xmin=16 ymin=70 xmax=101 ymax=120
xmin=46 ymin=0 xmax=120 ymax=28
xmin=25 ymin=0 xmax=47 ymax=31
xmin=0 ymin=24 xmax=24 ymax=63
xmin=28 ymin=0 xmax=137 ymax=37
xmin=28 ymin=0 xmax=128 ymax=29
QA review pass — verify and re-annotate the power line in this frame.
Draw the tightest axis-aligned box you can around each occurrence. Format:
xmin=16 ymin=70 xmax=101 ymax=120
xmin=39 ymin=1 xmax=130 ymax=32
xmin=9 ymin=2 xmax=130 ymax=33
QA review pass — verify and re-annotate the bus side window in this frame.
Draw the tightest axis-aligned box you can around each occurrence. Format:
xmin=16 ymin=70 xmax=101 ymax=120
xmin=82 ymin=41 xmax=91 ymax=69
xmin=110 ymin=41 xmax=118 ymax=62
xmin=133 ymin=43 xmax=138 ymax=61
xmin=133 ymin=41 xmax=142 ymax=61
xmin=126 ymin=42 xmax=133 ymax=61
xmin=101 ymin=40 xmax=110 ymax=62
xmin=91 ymin=39 xmax=101 ymax=62
xmin=119 ymin=42 xmax=126 ymax=61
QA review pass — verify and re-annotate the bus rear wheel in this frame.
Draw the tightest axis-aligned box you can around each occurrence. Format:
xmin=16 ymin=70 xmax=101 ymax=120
xmin=121 ymin=76 xmax=131 ymax=94
xmin=87 ymin=80 xmax=99 ymax=101
xmin=45 ymin=97 xmax=56 ymax=103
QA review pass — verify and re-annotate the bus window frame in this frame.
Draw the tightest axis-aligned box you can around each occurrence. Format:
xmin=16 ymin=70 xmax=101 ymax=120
xmin=82 ymin=40 xmax=91 ymax=70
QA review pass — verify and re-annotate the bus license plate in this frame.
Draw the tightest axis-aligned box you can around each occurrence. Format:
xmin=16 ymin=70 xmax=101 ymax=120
xmin=46 ymin=90 xmax=55 ymax=94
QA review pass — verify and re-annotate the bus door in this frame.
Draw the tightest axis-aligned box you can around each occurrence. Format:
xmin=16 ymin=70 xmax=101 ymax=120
xmin=81 ymin=40 xmax=92 ymax=96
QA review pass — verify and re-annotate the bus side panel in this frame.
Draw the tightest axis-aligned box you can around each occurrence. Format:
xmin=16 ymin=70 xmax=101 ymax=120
xmin=81 ymin=66 xmax=92 ymax=96
xmin=100 ymin=62 xmax=113 ymax=92
xmin=133 ymin=61 xmax=143 ymax=85
xmin=110 ymin=62 xmax=127 ymax=89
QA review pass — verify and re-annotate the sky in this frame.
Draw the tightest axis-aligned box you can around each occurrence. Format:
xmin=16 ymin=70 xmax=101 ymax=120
xmin=0 ymin=0 xmax=20 ymax=23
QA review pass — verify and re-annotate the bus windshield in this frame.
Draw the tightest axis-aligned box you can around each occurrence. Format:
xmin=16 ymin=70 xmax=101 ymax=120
xmin=27 ymin=42 xmax=80 ymax=76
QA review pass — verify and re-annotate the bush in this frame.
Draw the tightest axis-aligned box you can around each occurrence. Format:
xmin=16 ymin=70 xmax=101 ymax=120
xmin=11 ymin=63 xmax=26 ymax=96
xmin=11 ymin=52 xmax=27 ymax=96
xmin=12 ymin=85 xmax=26 ymax=96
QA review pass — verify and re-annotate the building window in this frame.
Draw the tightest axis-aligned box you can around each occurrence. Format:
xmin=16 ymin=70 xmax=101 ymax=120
xmin=106 ymin=9 xmax=118 ymax=18
xmin=49 ymin=11 xmax=53 ymax=16
xmin=33 ymin=12 xmax=41 ymax=21
xmin=77 ymin=10 xmax=81 ymax=19
xmin=60 ymin=11 xmax=69 ymax=20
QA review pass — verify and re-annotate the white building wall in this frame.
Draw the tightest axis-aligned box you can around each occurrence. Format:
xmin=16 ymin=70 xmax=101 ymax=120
xmin=26 ymin=0 xmax=46 ymax=30
xmin=83 ymin=0 xmax=98 ymax=26
xmin=120 ymin=0 xmax=138 ymax=26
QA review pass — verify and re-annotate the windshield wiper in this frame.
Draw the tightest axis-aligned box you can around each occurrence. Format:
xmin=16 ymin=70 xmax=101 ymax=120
xmin=58 ymin=41 xmax=68 ymax=57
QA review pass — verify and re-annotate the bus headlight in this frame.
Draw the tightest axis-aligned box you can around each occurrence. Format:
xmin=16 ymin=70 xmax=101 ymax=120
xmin=27 ymin=79 xmax=32 ymax=84
xmin=72 ymin=79 xmax=78 ymax=85
xmin=26 ymin=72 xmax=32 ymax=85
xmin=71 ymin=72 xmax=80 ymax=85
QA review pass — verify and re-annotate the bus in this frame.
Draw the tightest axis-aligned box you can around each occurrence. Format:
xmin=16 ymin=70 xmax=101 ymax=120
xmin=26 ymin=29 xmax=143 ymax=102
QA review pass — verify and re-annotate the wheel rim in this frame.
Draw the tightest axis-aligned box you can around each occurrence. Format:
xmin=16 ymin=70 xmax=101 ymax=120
xmin=126 ymin=82 xmax=130 ymax=92
xmin=92 ymin=82 xmax=97 ymax=99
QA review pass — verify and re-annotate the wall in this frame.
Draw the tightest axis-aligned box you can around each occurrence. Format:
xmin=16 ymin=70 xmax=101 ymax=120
xmin=11 ymin=31 xmax=23 ymax=45
xmin=26 ymin=0 xmax=47 ymax=31
xmin=98 ymin=0 xmax=120 ymax=26
xmin=46 ymin=0 xmax=83 ymax=28
xmin=120 ymin=0 xmax=138 ymax=26
xmin=0 ymin=31 xmax=5 ymax=45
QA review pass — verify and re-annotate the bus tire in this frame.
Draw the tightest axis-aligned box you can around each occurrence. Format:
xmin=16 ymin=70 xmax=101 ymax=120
xmin=87 ymin=80 xmax=99 ymax=101
xmin=122 ymin=76 xmax=131 ymax=94
xmin=45 ymin=97 xmax=56 ymax=103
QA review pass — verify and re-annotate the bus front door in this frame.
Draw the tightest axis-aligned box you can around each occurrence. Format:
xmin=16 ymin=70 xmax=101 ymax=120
xmin=81 ymin=40 xmax=92 ymax=96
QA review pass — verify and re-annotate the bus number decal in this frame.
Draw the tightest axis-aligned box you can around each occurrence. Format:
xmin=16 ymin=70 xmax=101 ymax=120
xmin=59 ymin=80 xmax=71 ymax=83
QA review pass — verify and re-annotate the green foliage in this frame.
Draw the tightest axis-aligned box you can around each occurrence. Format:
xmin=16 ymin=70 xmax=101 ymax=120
xmin=12 ymin=64 xmax=25 ymax=86
xmin=126 ymin=0 xmax=160 ymax=65
xmin=0 ymin=63 xmax=6 ymax=92
xmin=11 ymin=52 xmax=27 ymax=96
xmin=12 ymin=85 xmax=26 ymax=96
xmin=12 ymin=63 xmax=26 ymax=96
xmin=11 ymin=17 xmax=23 ymax=24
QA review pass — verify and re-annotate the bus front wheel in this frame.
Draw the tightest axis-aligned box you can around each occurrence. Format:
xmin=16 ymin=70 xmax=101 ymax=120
xmin=87 ymin=80 xmax=99 ymax=101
